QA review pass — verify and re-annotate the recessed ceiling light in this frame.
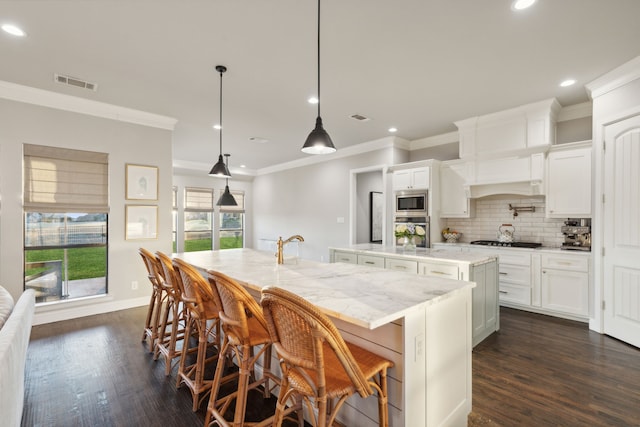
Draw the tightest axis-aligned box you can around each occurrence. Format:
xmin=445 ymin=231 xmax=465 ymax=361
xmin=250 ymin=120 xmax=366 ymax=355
xmin=308 ymin=96 xmax=319 ymax=104
xmin=249 ymin=137 xmax=269 ymax=144
xmin=2 ymin=24 xmax=26 ymax=37
xmin=213 ymin=124 xmax=221 ymax=130
xmin=560 ymin=79 xmax=576 ymax=87
xmin=388 ymin=127 xmax=398 ymax=133
xmin=512 ymin=0 xmax=536 ymax=10
xmin=240 ymin=164 xmax=246 ymax=168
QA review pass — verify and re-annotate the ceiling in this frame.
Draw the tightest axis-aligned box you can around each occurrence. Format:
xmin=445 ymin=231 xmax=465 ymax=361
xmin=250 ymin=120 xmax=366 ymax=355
xmin=2 ymin=1 xmax=640 ymax=176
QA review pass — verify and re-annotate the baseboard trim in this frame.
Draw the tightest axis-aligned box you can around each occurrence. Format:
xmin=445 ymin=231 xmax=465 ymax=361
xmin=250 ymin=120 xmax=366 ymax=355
xmin=33 ymin=296 xmax=149 ymax=325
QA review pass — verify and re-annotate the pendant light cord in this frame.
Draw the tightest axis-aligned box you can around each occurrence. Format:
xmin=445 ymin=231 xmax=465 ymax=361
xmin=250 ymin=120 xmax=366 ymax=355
xmin=317 ymin=0 xmax=321 ymax=118
xmin=219 ymin=68 xmax=223 ymax=155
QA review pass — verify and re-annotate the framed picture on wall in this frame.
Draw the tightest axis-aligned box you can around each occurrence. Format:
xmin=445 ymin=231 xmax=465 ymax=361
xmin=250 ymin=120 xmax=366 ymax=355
xmin=125 ymin=205 xmax=158 ymax=240
xmin=370 ymin=191 xmax=383 ymax=243
xmin=126 ymin=164 xmax=158 ymax=200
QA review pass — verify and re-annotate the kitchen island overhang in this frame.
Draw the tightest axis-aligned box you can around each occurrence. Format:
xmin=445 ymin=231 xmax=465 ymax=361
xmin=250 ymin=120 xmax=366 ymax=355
xmin=174 ymin=248 xmax=473 ymax=427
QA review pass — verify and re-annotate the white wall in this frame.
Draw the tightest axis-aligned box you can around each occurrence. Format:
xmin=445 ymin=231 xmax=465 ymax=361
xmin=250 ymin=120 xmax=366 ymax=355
xmin=252 ymin=148 xmax=396 ymax=262
xmin=0 ymin=98 xmax=173 ymax=324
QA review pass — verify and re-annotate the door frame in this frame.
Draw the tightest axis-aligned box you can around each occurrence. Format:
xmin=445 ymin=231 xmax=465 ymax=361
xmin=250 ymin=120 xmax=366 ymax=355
xmin=592 ymin=104 xmax=640 ymax=335
xmin=349 ymin=165 xmax=389 ymax=246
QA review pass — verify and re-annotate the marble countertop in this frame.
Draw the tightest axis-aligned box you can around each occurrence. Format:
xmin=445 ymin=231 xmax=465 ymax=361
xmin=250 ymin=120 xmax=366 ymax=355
xmin=173 ymin=249 xmax=474 ymax=330
xmin=432 ymin=242 xmax=593 ymax=256
xmin=330 ymin=244 xmax=498 ymax=265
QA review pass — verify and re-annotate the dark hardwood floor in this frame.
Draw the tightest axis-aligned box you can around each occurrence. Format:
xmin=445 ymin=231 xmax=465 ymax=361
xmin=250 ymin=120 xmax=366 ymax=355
xmin=21 ymin=306 xmax=639 ymax=426
xmin=473 ymin=308 xmax=640 ymax=427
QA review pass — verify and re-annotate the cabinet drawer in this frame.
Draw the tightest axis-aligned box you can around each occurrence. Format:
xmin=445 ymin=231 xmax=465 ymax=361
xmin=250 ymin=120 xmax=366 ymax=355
xmin=498 ymin=264 xmax=530 ymax=286
xmin=498 ymin=251 xmax=531 ymax=266
xmin=418 ymin=262 xmax=459 ymax=280
xmin=541 ymin=254 xmax=589 ymax=272
xmin=499 ymin=283 xmax=531 ymax=305
xmin=385 ymin=258 xmax=418 ymax=273
xmin=357 ymin=254 xmax=385 ymax=269
xmin=333 ymin=251 xmax=357 ymax=264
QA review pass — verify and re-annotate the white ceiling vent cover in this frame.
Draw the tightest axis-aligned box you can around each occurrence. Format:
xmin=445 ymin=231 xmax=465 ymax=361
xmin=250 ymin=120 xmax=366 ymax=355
xmin=54 ymin=73 xmax=98 ymax=91
xmin=350 ymin=113 xmax=371 ymax=122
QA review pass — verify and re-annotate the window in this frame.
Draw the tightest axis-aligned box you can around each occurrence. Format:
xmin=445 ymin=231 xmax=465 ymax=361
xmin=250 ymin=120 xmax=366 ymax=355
xmin=23 ymin=144 xmax=108 ymax=303
xmin=184 ymin=187 xmax=213 ymax=252
xmin=172 ymin=186 xmax=178 ymax=252
xmin=219 ymin=190 xmax=244 ymax=249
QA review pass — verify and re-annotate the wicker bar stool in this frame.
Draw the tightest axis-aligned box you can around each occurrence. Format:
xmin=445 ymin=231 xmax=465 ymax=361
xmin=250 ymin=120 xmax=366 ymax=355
xmin=204 ymin=270 xmax=299 ymax=427
xmin=138 ymin=248 xmax=166 ymax=353
xmin=261 ymin=287 xmax=394 ymax=427
xmin=172 ymin=258 xmax=222 ymax=411
xmin=154 ymin=251 xmax=188 ymax=376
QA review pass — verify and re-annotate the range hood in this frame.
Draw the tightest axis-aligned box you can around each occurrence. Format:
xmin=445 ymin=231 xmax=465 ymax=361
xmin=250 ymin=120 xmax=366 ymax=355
xmin=462 ymin=153 xmax=545 ymax=199
xmin=464 ymin=180 xmax=544 ymax=198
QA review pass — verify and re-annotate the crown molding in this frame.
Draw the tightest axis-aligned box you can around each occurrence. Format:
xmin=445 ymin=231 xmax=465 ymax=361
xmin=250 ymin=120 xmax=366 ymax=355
xmin=255 ymin=136 xmax=409 ymax=176
xmin=0 ymin=80 xmax=177 ymax=130
xmin=410 ymin=131 xmax=458 ymax=150
xmin=586 ymin=55 xmax=640 ymax=99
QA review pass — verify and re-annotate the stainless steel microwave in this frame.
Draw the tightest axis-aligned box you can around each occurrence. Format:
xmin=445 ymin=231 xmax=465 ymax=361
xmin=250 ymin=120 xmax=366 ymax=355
xmin=395 ymin=191 xmax=427 ymax=216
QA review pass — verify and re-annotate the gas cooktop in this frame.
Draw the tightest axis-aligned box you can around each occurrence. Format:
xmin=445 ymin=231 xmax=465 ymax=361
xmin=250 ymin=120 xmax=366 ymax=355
xmin=470 ymin=240 xmax=542 ymax=248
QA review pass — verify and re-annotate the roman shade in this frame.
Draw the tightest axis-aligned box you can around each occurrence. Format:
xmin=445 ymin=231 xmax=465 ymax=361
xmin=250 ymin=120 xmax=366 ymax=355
xmin=185 ymin=187 xmax=213 ymax=211
xmin=23 ymin=144 xmax=109 ymax=213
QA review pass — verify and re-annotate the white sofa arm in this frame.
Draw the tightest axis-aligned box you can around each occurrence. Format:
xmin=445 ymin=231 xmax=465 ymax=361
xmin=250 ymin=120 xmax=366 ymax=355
xmin=0 ymin=289 xmax=36 ymax=427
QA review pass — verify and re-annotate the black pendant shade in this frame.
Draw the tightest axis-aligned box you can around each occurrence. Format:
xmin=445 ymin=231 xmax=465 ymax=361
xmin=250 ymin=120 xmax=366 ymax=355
xmin=302 ymin=116 xmax=335 ymax=154
xmin=209 ymin=65 xmax=232 ymax=178
xmin=216 ymin=184 xmax=237 ymax=206
xmin=301 ymin=0 xmax=336 ymax=155
xmin=209 ymin=154 xmax=231 ymax=177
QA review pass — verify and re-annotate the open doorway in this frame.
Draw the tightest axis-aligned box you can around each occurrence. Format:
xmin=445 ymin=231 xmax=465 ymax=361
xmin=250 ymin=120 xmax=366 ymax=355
xmin=349 ymin=166 xmax=388 ymax=245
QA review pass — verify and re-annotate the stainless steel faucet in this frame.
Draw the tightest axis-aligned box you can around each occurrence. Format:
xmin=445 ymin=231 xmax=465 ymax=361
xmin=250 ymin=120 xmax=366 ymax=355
xmin=276 ymin=235 xmax=304 ymax=264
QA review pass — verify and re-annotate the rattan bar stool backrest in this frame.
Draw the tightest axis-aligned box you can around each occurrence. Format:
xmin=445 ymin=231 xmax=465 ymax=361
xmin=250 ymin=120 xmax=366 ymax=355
xmin=139 ymin=248 xmax=163 ymax=288
xmin=261 ymin=286 xmax=373 ymax=399
xmin=172 ymin=258 xmax=222 ymax=320
xmin=155 ymin=251 xmax=182 ymax=298
xmin=208 ymin=270 xmax=268 ymax=346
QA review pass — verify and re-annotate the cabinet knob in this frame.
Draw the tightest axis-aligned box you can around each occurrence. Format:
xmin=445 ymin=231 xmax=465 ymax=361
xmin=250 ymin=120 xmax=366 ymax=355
xmin=542 ymin=270 xmax=547 ymax=274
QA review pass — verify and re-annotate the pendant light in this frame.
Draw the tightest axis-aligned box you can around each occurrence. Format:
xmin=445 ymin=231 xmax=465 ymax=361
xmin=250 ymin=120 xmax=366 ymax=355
xmin=301 ymin=0 xmax=336 ymax=154
xmin=216 ymin=154 xmax=238 ymax=206
xmin=209 ymin=65 xmax=232 ymax=177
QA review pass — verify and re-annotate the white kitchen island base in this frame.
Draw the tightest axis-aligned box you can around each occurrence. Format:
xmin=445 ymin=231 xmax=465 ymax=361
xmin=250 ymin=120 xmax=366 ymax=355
xmin=175 ymin=249 xmax=473 ymax=427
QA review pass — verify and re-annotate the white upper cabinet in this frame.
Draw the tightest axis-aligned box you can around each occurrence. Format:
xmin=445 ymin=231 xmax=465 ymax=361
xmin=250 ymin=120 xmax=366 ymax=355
xmin=393 ymin=167 xmax=430 ymax=191
xmin=440 ymin=162 xmax=474 ymax=218
xmin=546 ymin=142 xmax=592 ymax=218
xmin=455 ymin=98 xmax=561 ymax=159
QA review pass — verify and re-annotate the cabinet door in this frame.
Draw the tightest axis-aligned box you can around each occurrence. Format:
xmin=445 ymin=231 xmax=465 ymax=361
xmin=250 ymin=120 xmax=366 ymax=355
xmin=385 ymin=258 xmax=418 ymax=274
xmin=411 ymin=168 xmax=430 ymax=189
xmin=393 ymin=170 xmax=412 ymax=190
xmin=541 ymin=269 xmax=589 ymax=316
xmin=546 ymin=147 xmax=592 ymax=218
xmin=418 ymin=261 xmax=459 ymax=280
xmin=357 ymin=254 xmax=384 ymax=268
xmin=393 ymin=168 xmax=430 ymax=190
xmin=332 ymin=251 xmax=357 ymax=264
xmin=440 ymin=164 xmax=472 ymax=218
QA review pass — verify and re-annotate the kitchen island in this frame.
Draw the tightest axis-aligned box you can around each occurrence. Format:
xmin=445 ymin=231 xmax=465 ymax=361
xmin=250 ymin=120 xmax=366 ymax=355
xmin=329 ymin=244 xmax=500 ymax=347
xmin=174 ymin=248 xmax=474 ymax=427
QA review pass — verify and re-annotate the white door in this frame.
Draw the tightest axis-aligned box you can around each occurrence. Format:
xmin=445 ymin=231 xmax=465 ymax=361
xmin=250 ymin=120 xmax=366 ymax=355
xmin=603 ymin=116 xmax=640 ymax=348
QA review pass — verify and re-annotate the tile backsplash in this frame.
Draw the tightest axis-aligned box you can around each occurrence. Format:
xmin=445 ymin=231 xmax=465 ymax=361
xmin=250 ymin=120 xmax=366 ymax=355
xmin=442 ymin=196 xmax=566 ymax=247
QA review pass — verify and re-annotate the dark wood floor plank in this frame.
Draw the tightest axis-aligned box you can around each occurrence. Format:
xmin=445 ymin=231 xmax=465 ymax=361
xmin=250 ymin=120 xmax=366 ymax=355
xmin=21 ymin=306 xmax=640 ymax=426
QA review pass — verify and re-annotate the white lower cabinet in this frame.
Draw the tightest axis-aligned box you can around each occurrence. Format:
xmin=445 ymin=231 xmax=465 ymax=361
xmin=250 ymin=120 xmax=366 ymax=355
xmin=496 ymin=251 xmax=532 ymax=306
xmin=329 ymin=247 xmax=499 ymax=347
xmin=540 ymin=253 xmax=589 ymax=317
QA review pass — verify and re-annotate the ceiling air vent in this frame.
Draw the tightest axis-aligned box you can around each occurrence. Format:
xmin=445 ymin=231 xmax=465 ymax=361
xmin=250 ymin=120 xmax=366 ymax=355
xmin=350 ymin=113 xmax=371 ymax=122
xmin=54 ymin=73 xmax=98 ymax=91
